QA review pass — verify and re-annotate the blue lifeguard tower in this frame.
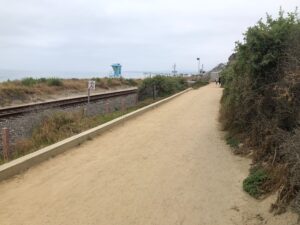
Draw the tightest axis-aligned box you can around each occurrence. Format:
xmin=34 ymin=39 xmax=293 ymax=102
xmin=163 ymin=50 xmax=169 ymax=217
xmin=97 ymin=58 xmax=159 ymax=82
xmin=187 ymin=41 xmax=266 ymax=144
xmin=111 ymin=63 xmax=122 ymax=77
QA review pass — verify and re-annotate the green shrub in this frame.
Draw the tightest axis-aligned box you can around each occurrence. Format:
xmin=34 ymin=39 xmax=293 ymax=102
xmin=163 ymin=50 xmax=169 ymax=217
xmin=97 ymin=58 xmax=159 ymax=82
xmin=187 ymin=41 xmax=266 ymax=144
xmin=243 ymin=168 xmax=268 ymax=198
xmin=226 ymin=136 xmax=240 ymax=148
xmin=21 ymin=77 xmax=38 ymax=86
xmin=91 ymin=77 xmax=101 ymax=82
xmin=138 ymin=75 xmax=188 ymax=100
xmin=220 ymin=10 xmax=300 ymax=210
xmin=220 ymin=10 xmax=300 ymax=153
xmin=38 ymin=78 xmax=47 ymax=83
xmin=46 ymin=78 xmax=63 ymax=86
xmin=20 ymin=77 xmax=62 ymax=86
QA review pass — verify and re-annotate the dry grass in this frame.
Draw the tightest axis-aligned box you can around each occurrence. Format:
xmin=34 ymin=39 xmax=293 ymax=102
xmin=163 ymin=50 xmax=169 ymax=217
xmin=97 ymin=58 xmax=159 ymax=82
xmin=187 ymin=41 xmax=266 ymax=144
xmin=0 ymin=77 xmax=138 ymax=107
xmin=0 ymin=97 xmax=160 ymax=164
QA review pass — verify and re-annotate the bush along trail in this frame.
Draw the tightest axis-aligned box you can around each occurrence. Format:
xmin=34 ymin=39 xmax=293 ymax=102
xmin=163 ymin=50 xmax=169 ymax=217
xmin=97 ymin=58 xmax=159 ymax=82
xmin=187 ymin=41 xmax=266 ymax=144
xmin=220 ymin=10 xmax=300 ymax=214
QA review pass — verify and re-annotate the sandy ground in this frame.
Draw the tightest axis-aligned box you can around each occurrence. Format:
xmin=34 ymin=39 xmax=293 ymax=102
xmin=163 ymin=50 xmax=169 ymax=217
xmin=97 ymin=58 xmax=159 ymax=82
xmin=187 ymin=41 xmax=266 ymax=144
xmin=0 ymin=84 xmax=298 ymax=225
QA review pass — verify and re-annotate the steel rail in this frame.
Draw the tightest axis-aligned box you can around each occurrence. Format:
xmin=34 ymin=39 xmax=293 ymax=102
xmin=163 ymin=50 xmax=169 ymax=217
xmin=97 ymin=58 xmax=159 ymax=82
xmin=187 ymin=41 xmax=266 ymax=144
xmin=0 ymin=88 xmax=138 ymax=119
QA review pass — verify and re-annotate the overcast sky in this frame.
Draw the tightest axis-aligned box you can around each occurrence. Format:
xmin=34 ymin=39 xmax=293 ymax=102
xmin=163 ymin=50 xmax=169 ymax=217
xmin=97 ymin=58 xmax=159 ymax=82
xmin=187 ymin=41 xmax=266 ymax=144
xmin=0 ymin=0 xmax=298 ymax=74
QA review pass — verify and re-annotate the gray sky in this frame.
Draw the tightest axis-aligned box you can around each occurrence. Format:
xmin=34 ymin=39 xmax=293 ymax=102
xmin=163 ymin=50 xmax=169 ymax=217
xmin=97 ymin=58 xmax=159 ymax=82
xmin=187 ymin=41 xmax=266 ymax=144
xmin=0 ymin=0 xmax=298 ymax=74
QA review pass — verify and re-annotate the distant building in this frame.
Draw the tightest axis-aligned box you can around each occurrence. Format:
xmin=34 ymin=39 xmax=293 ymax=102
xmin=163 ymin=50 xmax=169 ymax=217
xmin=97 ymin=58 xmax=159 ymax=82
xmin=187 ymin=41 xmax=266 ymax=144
xmin=111 ymin=63 xmax=122 ymax=77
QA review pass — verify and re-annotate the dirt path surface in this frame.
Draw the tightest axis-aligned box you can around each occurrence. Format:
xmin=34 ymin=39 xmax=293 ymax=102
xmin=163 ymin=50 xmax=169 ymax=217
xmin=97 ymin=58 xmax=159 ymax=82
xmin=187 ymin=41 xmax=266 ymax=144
xmin=0 ymin=84 xmax=298 ymax=225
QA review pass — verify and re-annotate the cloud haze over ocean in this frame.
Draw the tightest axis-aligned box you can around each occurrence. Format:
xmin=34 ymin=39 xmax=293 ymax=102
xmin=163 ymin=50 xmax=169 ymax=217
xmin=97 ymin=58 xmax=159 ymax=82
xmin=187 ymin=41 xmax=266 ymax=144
xmin=0 ymin=0 xmax=298 ymax=75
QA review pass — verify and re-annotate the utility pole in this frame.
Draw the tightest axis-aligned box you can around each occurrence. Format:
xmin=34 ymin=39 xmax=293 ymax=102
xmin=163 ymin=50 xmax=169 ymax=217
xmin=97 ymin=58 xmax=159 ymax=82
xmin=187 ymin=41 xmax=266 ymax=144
xmin=172 ymin=63 xmax=177 ymax=76
xmin=197 ymin=57 xmax=200 ymax=75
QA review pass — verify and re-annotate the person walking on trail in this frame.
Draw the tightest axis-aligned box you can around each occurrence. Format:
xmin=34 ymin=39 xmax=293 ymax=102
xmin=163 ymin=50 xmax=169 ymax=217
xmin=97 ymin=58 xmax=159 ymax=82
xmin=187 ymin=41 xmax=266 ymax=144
xmin=215 ymin=78 xmax=218 ymax=86
xmin=219 ymin=77 xmax=222 ymax=87
xmin=218 ymin=77 xmax=221 ymax=86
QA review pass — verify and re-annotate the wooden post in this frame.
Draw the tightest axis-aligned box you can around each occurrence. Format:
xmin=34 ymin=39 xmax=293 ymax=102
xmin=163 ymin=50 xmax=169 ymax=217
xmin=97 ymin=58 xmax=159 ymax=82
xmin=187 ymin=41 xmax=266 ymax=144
xmin=105 ymin=99 xmax=110 ymax=114
xmin=121 ymin=96 xmax=126 ymax=111
xmin=152 ymin=84 xmax=156 ymax=100
xmin=2 ymin=127 xmax=9 ymax=161
xmin=85 ymin=87 xmax=91 ymax=116
xmin=87 ymin=88 xmax=91 ymax=104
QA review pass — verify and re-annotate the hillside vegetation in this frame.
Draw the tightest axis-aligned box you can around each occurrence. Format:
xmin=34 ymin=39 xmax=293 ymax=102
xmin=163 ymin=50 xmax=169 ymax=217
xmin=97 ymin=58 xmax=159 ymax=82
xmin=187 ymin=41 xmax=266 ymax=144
xmin=220 ymin=10 xmax=300 ymax=213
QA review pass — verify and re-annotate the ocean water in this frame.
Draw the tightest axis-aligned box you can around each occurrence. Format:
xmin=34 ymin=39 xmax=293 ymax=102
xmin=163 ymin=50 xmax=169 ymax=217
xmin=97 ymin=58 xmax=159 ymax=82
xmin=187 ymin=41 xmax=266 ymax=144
xmin=0 ymin=69 xmax=150 ymax=82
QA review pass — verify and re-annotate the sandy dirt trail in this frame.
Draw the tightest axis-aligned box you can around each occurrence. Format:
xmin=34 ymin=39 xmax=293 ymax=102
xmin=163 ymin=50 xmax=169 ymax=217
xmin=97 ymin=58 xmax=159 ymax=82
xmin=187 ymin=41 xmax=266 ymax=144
xmin=0 ymin=84 xmax=298 ymax=225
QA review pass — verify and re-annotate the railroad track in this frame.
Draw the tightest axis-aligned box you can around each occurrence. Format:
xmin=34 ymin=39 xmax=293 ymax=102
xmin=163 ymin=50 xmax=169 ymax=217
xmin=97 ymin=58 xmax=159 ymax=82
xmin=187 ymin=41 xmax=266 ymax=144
xmin=0 ymin=88 xmax=138 ymax=119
